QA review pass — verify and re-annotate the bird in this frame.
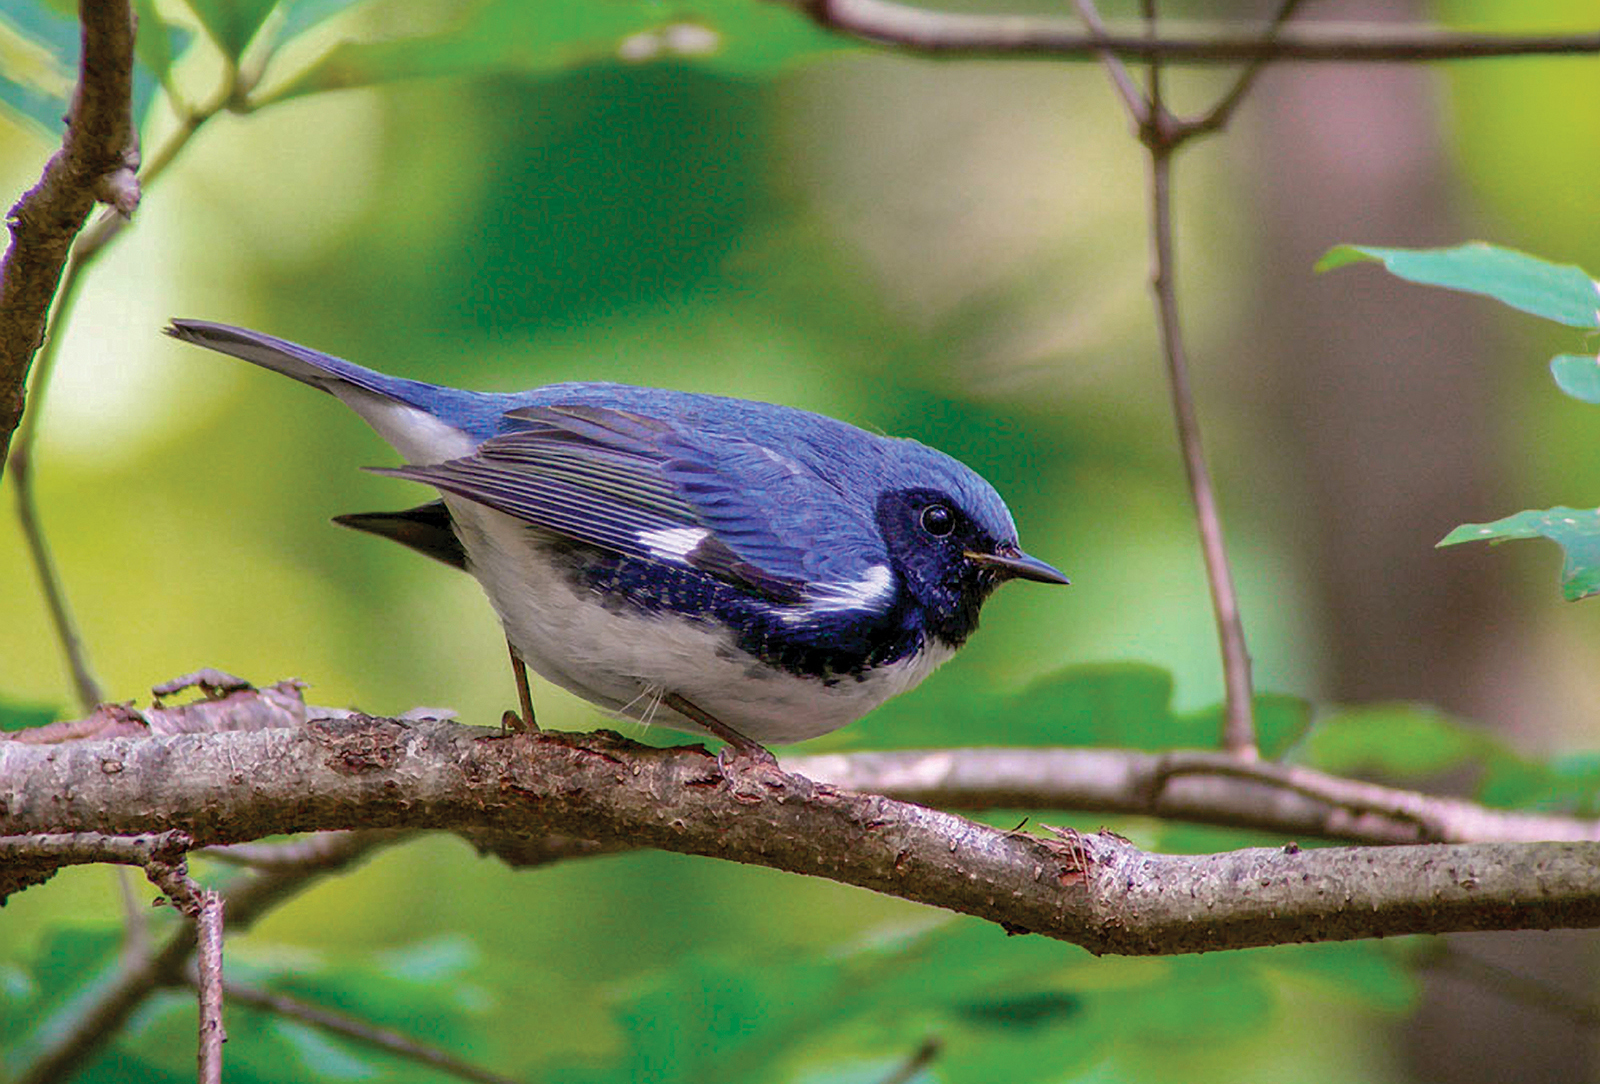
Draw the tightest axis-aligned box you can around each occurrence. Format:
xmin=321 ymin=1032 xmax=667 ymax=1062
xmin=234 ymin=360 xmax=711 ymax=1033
xmin=166 ymin=319 xmax=1068 ymax=757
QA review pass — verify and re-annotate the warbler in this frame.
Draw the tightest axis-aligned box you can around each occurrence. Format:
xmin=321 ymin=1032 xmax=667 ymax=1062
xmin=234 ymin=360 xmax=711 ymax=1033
xmin=167 ymin=320 xmax=1067 ymax=756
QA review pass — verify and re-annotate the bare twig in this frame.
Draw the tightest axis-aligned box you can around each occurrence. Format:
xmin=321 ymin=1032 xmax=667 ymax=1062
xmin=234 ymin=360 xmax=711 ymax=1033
xmin=141 ymin=847 xmax=227 ymax=1084
xmin=195 ymin=891 xmax=227 ymax=1084
xmin=1071 ymin=0 xmax=1146 ymax=123
xmin=785 ymin=747 xmax=1600 ymax=845
xmin=222 ymin=979 xmax=522 ymax=1084
xmin=798 ymin=1 xmax=1600 ymax=62
xmin=0 ymin=0 xmax=138 ymax=478
xmin=1071 ymin=0 xmax=1264 ymax=754
xmin=1189 ymin=0 xmax=1308 ymax=135
xmin=11 ymin=830 xmax=393 ymax=1084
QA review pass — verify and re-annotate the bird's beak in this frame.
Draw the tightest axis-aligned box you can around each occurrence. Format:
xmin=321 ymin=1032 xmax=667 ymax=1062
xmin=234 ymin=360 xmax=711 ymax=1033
xmin=965 ymin=544 xmax=1070 ymax=585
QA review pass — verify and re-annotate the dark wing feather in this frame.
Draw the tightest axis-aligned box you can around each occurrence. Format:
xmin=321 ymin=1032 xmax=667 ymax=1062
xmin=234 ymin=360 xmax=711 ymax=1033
xmin=374 ymin=405 xmax=814 ymax=602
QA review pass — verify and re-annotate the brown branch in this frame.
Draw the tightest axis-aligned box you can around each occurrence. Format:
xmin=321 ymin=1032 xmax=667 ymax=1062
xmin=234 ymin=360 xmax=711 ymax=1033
xmin=195 ymin=891 xmax=226 ymax=1084
xmin=797 ymin=1 xmax=1600 ymax=62
xmin=0 ymin=0 xmax=138 ymax=479
xmin=6 ymin=719 xmax=1600 ymax=955
xmin=1071 ymin=0 xmax=1262 ymax=754
xmin=10 ymin=830 xmax=392 ymax=1084
xmin=221 ymin=979 xmax=522 ymax=1084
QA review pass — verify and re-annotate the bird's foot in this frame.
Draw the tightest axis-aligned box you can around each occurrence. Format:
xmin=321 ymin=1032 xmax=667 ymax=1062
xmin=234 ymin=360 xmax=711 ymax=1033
xmin=663 ymin=692 xmax=779 ymax=783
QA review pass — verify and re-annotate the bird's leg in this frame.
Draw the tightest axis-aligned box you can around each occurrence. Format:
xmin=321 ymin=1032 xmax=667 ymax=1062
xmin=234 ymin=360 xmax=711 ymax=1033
xmin=663 ymin=692 xmax=778 ymax=770
xmin=502 ymin=641 xmax=538 ymax=733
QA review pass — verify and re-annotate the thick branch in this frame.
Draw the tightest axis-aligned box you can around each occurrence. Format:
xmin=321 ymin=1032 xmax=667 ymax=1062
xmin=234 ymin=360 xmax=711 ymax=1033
xmin=0 ymin=0 xmax=138 ymax=476
xmin=5 ymin=719 xmax=1600 ymax=955
xmin=798 ymin=1 xmax=1600 ymax=62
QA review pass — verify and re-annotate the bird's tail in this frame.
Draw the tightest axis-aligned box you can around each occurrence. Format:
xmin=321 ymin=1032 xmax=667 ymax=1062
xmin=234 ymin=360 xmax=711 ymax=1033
xmin=165 ymin=319 xmax=424 ymax=404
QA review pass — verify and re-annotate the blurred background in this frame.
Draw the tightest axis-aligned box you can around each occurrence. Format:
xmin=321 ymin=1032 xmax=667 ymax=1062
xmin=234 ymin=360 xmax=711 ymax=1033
xmin=3 ymin=0 xmax=1599 ymax=1080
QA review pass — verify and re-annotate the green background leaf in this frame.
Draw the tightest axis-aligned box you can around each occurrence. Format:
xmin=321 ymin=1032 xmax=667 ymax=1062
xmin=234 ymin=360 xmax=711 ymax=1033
xmin=1317 ymin=242 xmax=1600 ymax=328
xmin=1439 ymin=506 xmax=1600 ymax=601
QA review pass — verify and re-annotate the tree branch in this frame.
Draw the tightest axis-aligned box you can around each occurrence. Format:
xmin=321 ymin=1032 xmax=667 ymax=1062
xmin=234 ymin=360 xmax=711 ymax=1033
xmin=0 ymin=0 xmax=138 ymax=478
xmin=9 ymin=829 xmax=392 ymax=1084
xmin=6 ymin=719 xmax=1600 ymax=956
xmin=786 ymin=748 xmax=1600 ymax=845
xmin=796 ymin=1 xmax=1600 ymax=62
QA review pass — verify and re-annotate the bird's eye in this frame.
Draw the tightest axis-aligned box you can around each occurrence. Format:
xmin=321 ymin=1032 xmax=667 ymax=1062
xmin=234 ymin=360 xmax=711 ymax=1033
xmin=920 ymin=504 xmax=956 ymax=537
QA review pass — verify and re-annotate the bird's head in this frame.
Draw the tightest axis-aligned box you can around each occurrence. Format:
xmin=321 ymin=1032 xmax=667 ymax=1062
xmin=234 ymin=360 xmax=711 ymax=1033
xmin=873 ymin=446 xmax=1067 ymax=647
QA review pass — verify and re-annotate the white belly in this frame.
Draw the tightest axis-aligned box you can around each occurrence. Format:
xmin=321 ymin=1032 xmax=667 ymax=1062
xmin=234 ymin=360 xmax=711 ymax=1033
xmin=447 ymin=500 xmax=950 ymax=745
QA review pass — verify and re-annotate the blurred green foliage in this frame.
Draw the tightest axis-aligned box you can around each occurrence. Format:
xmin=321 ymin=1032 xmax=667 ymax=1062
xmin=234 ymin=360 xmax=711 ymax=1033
xmin=4 ymin=1 xmax=1600 ymax=1082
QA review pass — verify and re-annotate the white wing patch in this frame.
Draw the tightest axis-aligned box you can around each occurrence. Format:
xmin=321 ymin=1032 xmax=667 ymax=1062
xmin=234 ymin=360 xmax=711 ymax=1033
xmin=786 ymin=563 xmax=894 ymax=622
xmin=638 ymin=526 xmax=711 ymax=562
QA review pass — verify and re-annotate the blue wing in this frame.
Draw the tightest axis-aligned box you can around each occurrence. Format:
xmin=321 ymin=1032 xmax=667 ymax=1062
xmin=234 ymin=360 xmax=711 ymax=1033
xmin=376 ymin=404 xmax=829 ymax=603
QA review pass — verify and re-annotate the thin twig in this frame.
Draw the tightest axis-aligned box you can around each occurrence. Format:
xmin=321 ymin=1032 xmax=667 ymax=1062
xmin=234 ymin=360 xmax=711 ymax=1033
xmin=1072 ymin=0 xmax=1146 ymax=123
xmin=800 ymin=1 xmax=1600 ymax=62
xmin=222 ymin=979 xmax=522 ymax=1084
xmin=12 ymin=831 xmax=393 ymax=1084
xmin=140 ymin=847 xmax=227 ymax=1083
xmin=1073 ymin=0 xmax=1263 ymax=755
xmin=1189 ymin=0 xmax=1309 ymax=135
xmin=1145 ymin=141 xmax=1258 ymax=756
xmin=195 ymin=891 xmax=227 ymax=1084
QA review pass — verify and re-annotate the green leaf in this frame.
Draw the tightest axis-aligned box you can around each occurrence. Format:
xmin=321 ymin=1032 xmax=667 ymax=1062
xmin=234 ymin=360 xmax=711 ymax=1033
xmin=263 ymin=0 xmax=845 ymax=103
xmin=1317 ymin=242 xmax=1600 ymax=328
xmin=1439 ymin=506 xmax=1600 ymax=601
xmin=1551 ymin=353 xmax=1600 ymax=404
xmin=184 ymin=0 xmax=278 ymax=60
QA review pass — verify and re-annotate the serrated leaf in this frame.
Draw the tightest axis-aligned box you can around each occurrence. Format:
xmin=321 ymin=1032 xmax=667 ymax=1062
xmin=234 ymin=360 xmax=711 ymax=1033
xmin=185 ymin=0 xmax=278 ymax=60
xmin=261 ymin=0 xmax=845 ymax=103
xmin=1439 ymin=506 xmax=1600 ymax=601
xmin=1551 ymin=353 xmax=1600 ymax=404
xmin=1317 ymin=242 xmax=1600 ymax=328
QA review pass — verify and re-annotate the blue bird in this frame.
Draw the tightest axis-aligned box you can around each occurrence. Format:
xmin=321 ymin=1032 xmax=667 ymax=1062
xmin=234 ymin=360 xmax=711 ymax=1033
xmin=166 ymin=320 xmax=1067 ymax=756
